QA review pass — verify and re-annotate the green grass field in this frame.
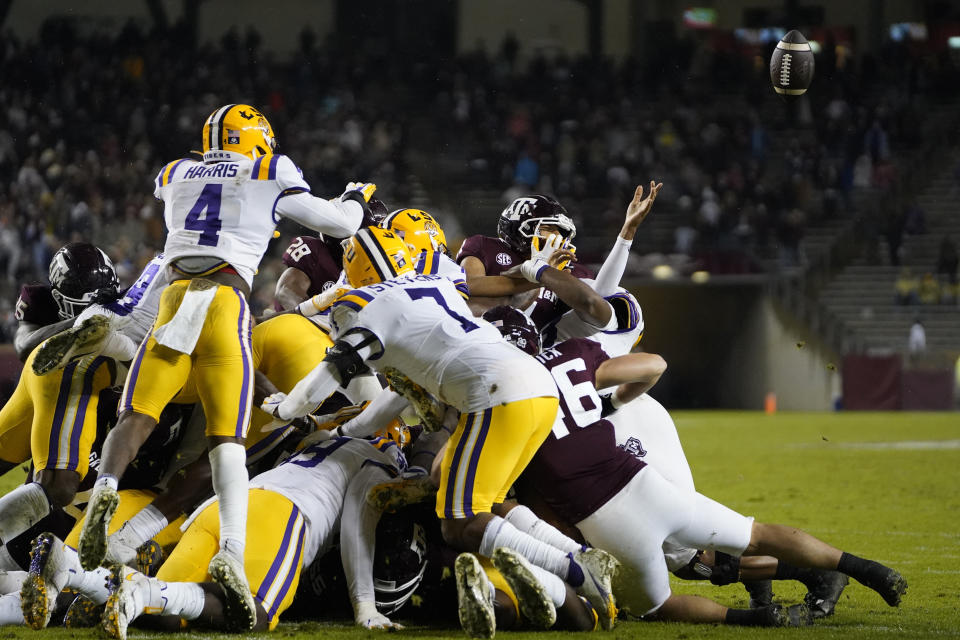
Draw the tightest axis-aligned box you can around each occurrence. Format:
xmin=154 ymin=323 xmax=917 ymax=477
xmin=2 ymin=410 xmax=958 ymax=639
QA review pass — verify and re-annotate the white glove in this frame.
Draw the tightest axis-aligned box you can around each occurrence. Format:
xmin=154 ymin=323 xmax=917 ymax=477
xmin=519 ymin=233 xmax=565 ymax=282
xmin=260 ymin=392 xmax=289 ymax=419
xmin=341 ymin=182 xmax=377 ymax=203
xmin=354 ymin=601 xmax=403 ymax=630
xmin=296 ymin=425 xmax=339 ymax=450
xmin=296 ymin=286 xmax=349 ymax=317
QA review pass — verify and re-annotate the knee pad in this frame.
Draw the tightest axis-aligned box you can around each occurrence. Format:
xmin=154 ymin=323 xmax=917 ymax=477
xmin=672 ymin=550 xmax=713 ymax=581
xmin=709 ymin=551 xmax=741 ymax=586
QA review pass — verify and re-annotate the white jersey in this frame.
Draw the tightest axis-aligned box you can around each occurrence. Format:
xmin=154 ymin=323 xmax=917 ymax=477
xmin=414 ymin=250 xmax=470 ymax=298
xmin=153 ymin=152 xmax=361 ymax=288
xmin=330 ymin=274 xmax=557 ymax=413
xmin=99 ymin=253 xmax=171 ymax=344
xmin=250 ymin=436 xmax=405 ymax=565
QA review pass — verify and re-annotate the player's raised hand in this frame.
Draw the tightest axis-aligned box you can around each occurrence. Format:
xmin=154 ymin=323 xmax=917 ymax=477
xmin=342 ymin=181 xmax=377 ymax=203
xmin=621 ymin=181 xmax=663 ymax=240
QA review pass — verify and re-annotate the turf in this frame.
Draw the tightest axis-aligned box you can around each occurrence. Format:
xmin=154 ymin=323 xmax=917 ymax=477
xmin=1 ymin=410 xmax=958 ymax=639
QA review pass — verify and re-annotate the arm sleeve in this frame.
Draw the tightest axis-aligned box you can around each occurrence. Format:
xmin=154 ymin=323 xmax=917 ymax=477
xmin=340 ymin=465 xmax=391 ymax=607
xmin=593 ymin=236 xmax=632 ymax=297
xmin=339 ymin=389 xmax=411 ymax=439
xmin=276 ymin=192 xmax=364 ymax=238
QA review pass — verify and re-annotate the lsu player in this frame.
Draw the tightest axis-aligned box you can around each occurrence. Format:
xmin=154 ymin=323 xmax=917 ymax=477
xmin=381 ymin=208 xmax=470 ymax=299
xmin=77 ymin=104 xmax=370 ymax=630
xmin=489 ymin=310 xmax=908 ymax=627
xmin=0 ymin=244 xmax=123 ymax=566
xmin=262 ymin=226 xmax=621 ymax=630
xmin=99 ymin=434 xmax=408 ymax=638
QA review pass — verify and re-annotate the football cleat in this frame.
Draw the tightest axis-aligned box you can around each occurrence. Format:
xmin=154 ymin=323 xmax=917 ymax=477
xmin=367 ymin=474 xmax=437 ymax=512
xmin=78 ymin=485 xmax=119 ymax=570
xmin=743 ymin=579 xmax=774 ymax=609
xmin=208 ymin=550 xmax=257 ymax=631
xmin=20 ymin=533 xmax=61 ymax=629
xmin=454 ymin=553 xmax=496 ymax=640
xmin=382 ymin=367 xmax=447 ymax=432
xmin=857 ymin=565 xmax=907 ymax=607
xmin=101 ymin=566 xmax=149 ymax=640
xmin=63 ymin=594 xmax=102 ymax=628
xmin=492 ymin=547 xmax=557 ymax=629
xmin=135 ymin=540 xmax=164 ymax=578
xmin=571 ymin=548 xmax=619 ymax=631
xmin=800 ymin=570 xmax=848 ymax=618
xmin=757 ymin=603 xmax=814 ymax=627
xmin=32 ymin=314 xmax=111 ymax=376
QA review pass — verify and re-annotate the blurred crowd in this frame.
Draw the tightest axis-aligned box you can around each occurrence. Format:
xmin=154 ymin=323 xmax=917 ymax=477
xmin=0 ymin=18 xmax=956 ymax=340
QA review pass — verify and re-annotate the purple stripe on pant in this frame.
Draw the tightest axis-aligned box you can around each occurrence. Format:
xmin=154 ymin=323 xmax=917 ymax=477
xmin=255 ymin=504 xmax=301 ymax=607
xmin=45 ymin=362 xmax=79 ymax=471
xmin=234 ymin=289 xmax=253 ymax=439
xmin=460 ymin=408 xmax=492 ymax=517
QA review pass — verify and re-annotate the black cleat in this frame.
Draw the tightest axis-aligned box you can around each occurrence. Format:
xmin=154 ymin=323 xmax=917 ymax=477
xmin=801 ymin=570 xmax=849 ymax=618
xmin=758 ymin=603 xmax=814 ymax=627
xmin=861 ymin=567 xmax=907 ymax=607
xmin=743 ymin=579 xmax=773 ymax=609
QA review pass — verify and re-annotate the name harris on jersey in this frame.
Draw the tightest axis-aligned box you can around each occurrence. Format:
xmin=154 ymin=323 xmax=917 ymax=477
xmin=182 ymin=162 xmax=240 ymax=180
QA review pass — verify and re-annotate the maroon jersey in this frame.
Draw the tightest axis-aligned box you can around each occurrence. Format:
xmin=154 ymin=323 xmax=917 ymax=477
xmin=282 ymin=236 xmax=342 ymax=297
xmin=14 ymin=284 xmax=60 ymax=326
xmin=520 ymin=338 xmax=645 ymax=523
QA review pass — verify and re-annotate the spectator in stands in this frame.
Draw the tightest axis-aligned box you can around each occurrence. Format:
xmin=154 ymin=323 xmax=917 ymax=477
xmin=894 ymin=267 xmax=919 ymax=305
xmin=903 ymin=200 xmax=927 ymax=235
xmin=908 ymin=316 xmax=926 ymax=357
xmin=936 ymin=235 xmax=958 ymax=284
xmin=918 ymin=272 xmax=940 ymax=305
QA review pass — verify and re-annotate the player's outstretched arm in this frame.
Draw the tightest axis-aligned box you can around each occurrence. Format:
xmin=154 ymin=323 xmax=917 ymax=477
xmin=461 ymin=255 xmax=540 ymax=298
xmin=594 ymin=352 xmax=667 ymax=405
xmin=342 ymin=467 xmax=405 ymax=630
xmin=593 ymin=181 xmax=662 ymax=296
xmin=538 ymin=267 xmax=613 ymax=328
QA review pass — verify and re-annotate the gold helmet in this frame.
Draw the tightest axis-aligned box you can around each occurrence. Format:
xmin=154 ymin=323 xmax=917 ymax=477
xmin=381 ymin=209 xmax=448 ymax=256
xmin=201 ymin=104 xmax=275 ymax=160
xmin=342 ymin=226 xmax=415 ymax=288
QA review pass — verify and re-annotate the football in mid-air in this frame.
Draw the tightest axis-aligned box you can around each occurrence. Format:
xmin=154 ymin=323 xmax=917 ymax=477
xmin=770 ymin=29 xmax=815 ymax=98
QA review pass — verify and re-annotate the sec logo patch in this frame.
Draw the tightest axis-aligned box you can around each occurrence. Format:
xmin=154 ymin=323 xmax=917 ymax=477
xmin=496 ymin=253 xmax=512 ymax=266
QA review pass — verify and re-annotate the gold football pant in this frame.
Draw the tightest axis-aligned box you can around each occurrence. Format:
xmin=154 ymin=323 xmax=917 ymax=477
xmin=436 ymin=396 xmax=558 ymax=519
xmin=121 ymin=282 xmax=253 ymax=439
xmin=156 ymin=489 xmax=305 ymax=630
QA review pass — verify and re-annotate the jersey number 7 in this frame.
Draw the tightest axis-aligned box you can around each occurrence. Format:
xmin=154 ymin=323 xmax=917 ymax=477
xmin=405 ymin=287 xmax=478 ymax=333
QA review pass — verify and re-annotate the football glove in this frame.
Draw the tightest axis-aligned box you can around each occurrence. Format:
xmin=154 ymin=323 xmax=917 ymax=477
xmin=519 ymin=233 xmax=566 ymax=282
xmin=341 ymin=182 xmax=377 ymax=203
xmin=354 ymin=601 xmax=404 ymax=630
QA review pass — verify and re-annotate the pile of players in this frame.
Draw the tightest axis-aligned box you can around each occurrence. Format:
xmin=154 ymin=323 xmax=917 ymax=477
xmin=0 ymin=104 xmax=907 ymax=639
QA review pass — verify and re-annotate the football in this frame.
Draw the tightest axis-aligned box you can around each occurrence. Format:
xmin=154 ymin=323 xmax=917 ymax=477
xmin=770 ymin=29 xmax=815 ymax=97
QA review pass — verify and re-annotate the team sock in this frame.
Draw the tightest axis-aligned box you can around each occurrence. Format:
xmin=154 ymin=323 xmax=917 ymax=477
xmin=725 ymin=606 xmax=772 ymax=626
xmin=773 ymin=561 xmax=802 ymax=581
xmin=210 ymin=443 xmax=248 ymax=559
xmin=109 ymin=504 xmax=168 ymax=563
xmin=504 ymin=506 xmax=581 ymax=553
xmin=93 ymin=474 xmax=119 ymax=492
xmin=837 ymin=552 xmax=890 ymax=588
xmin=159 ymin=582 xmax=206 ymax=620
xmin=0 ymin=483 xmax=51 ymax=544
xmin=0 ymin=570 xmax=26 ymax=593
xmin=0 ymin=593 xmax=24 ymax=626
xmin=478 ymin=516 xmax=574 ymax=582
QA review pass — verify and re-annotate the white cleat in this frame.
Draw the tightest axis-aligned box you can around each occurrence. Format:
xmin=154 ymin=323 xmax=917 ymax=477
xmin=101 ymin=566 xmax=150 ymax=640
xmin=20 ymin=533 xmax=67 ymax=630
xmin=78 ymin=485 xmax=119 ymax=571
xmin=572 ymin=548 xmax=619 ymax=630
xmin=32 ymin=314 xmax=112 ymax=375
xmin=208 ymin=550 xmax=257 ymax=631
xmin=491 ymin=547 xmax=556 ymax=629
xmin=455 ymin=553 xmax=496 ymax=639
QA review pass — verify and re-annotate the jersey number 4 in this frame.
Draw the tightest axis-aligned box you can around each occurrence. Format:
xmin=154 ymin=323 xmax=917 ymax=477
xmin=184 ymin=184 xmax=222 ymax=246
